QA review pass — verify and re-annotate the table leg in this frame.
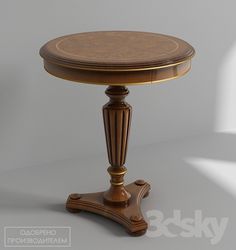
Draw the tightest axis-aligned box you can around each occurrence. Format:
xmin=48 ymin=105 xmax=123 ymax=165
xmin=66 ymin=86 xmax=151 ymax=236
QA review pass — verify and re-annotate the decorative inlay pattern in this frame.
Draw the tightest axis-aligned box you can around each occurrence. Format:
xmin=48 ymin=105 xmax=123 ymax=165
xmin=55 ymin=32 xmax=180 ymax=62
xmin=40 ymin=31 xmax=195 ymax=71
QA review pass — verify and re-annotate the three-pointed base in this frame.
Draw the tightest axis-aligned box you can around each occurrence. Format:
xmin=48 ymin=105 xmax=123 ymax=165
xmin=66 ymin=180 xmax=151 ymax=236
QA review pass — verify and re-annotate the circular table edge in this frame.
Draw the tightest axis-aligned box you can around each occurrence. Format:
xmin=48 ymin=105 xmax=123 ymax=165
xmin=39 ymin=31 xmax=195 ymax=72
xmin=42 ymin=57 xmax=194 ymax=86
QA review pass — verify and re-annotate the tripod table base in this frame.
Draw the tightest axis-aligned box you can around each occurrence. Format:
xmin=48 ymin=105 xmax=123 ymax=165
xmin=66 ymin=180 xmax=151 ymax=236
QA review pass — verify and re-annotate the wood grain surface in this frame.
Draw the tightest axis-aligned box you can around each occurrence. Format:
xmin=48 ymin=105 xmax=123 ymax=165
xmin=40 ymin=31 xmax=195 ymax=85
xmin=40 ymin=31 xmax=195 ymax=70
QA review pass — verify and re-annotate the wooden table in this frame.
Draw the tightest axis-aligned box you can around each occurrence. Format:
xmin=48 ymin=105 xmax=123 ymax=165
xmin=40 ymin=31 xmax=195 ymax=236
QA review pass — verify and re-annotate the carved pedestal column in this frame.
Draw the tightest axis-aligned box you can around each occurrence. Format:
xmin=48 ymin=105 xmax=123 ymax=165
xmin=103 ymin=86 xmax=132 ymax=206
xmin=66 ymin=86 xmax=150 ymax=236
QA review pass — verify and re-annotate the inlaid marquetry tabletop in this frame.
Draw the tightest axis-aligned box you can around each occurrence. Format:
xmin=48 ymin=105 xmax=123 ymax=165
xmin=40 ymin=31 xmax=195 ymax=85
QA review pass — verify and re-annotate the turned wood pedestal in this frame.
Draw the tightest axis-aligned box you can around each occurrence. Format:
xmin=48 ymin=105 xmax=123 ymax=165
xmin=40 ymin=31 xmax=195 ymax=236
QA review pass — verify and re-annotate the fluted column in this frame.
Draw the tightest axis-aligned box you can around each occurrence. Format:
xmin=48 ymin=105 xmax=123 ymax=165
xmin=103 ymin=86 xmax=132 ymax=206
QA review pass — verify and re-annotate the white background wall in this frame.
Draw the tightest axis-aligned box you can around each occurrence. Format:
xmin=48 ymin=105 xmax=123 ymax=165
xmin=1 ymin=0 xmax=236 ymax=170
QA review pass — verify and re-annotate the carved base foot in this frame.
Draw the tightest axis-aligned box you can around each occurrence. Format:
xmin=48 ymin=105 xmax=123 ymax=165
xmin=66 ymin=180 xmax=151 ymax=236
xmin=66 ymin=207 xmax=81 ymax=213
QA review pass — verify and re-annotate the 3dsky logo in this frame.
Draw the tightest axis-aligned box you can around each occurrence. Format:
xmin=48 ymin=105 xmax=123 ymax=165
xmin=146 ymin=210 xmax=228 ymax=245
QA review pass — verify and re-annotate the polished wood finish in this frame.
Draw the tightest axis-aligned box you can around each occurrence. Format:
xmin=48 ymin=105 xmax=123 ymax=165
xmin=102 ymin=86 xmax=132 ymax=206
xmin=66 ymin=86 xmax=151 ymax=235
xmin=40 ymin=31 xmax=195 ymax=236
xmin=43 ymin=59 xmax=191 ymax=85
xmin=40 ymin=31 xmax=194 ymax=70
xmin=40 ymin=31 xmax=195 ymax=85
xmin=66 ymin=181 xmax=150 ymax=236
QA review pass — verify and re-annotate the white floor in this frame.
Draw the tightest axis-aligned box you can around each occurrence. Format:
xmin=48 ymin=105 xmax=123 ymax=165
xmin=0 ymin=132 xmax=235 ymax=249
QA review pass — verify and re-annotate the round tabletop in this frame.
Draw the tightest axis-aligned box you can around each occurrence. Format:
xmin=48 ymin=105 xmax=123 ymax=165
xmin=40 ymin=31 xmax=195 ymax=85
